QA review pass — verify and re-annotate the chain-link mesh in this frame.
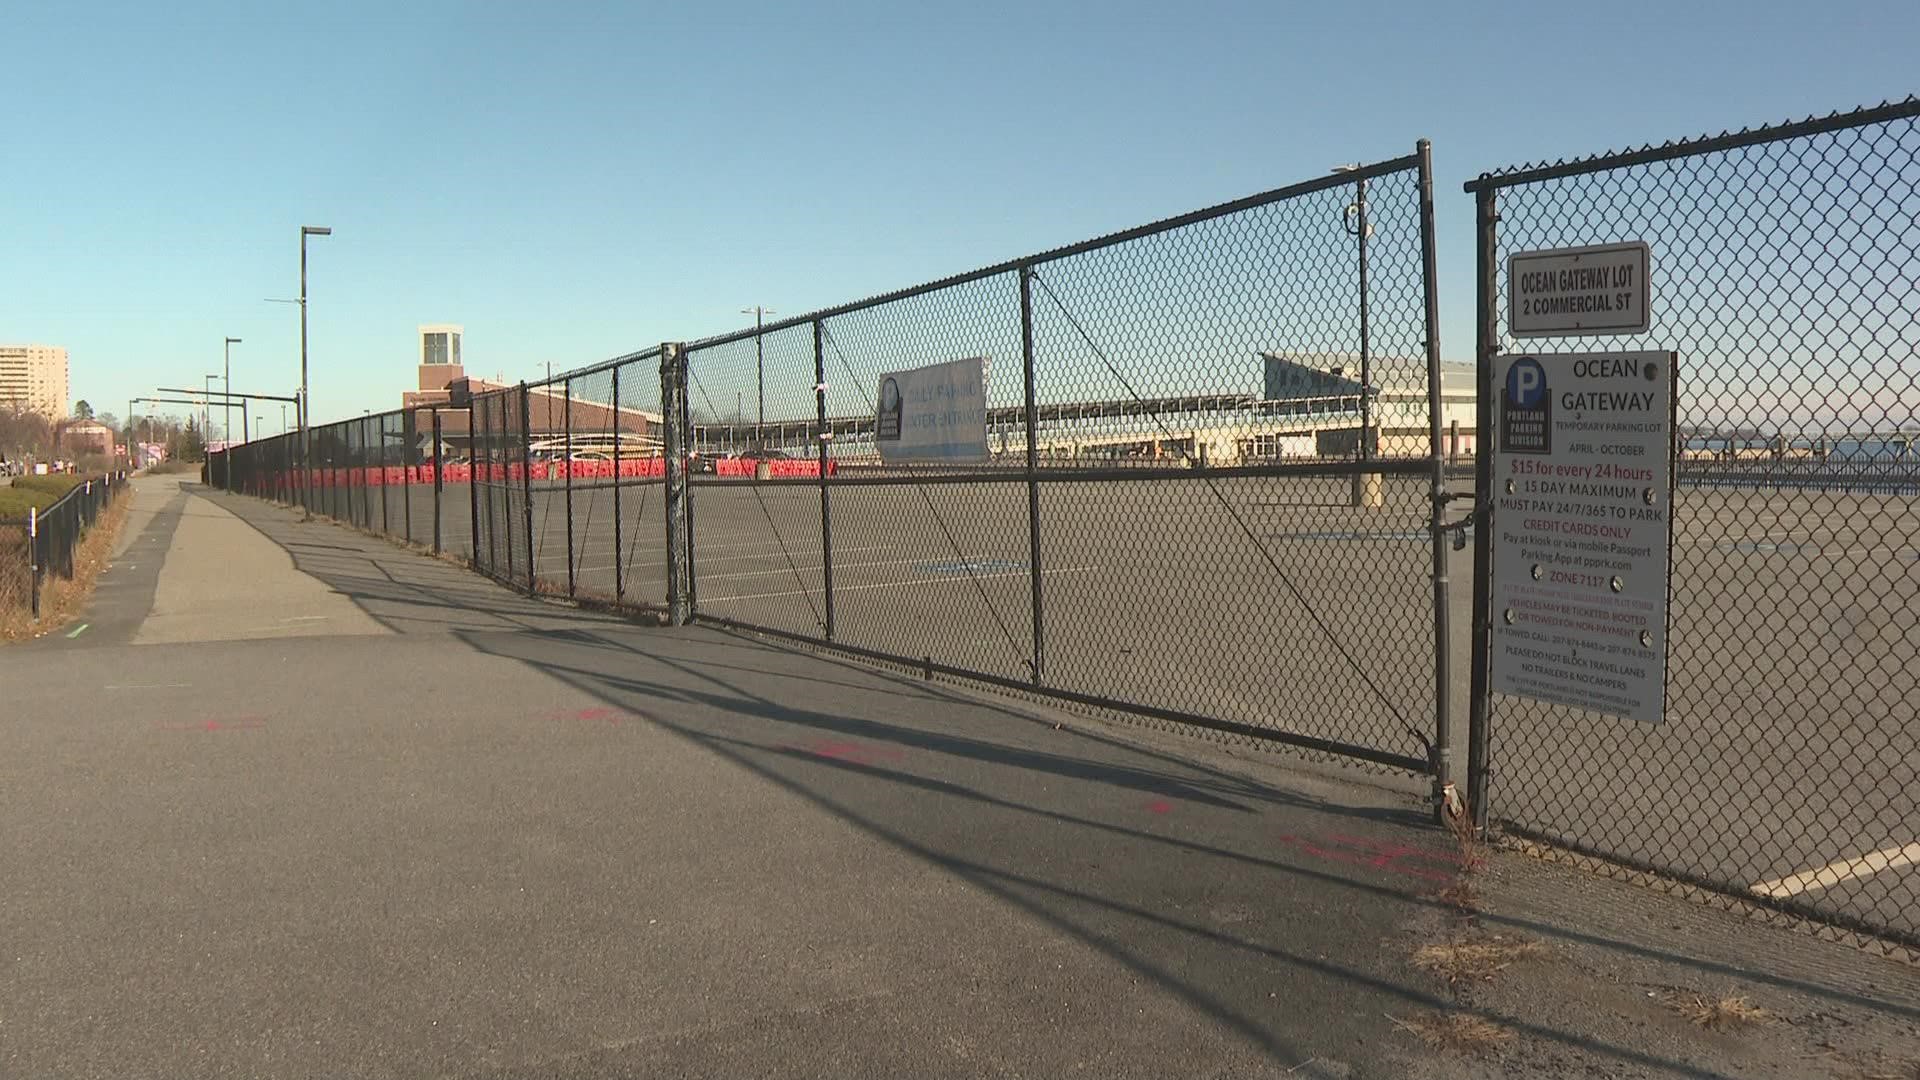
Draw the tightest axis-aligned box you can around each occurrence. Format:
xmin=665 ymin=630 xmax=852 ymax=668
xmin=1469 ymin=98 xmax=1920 ymax=953
xmin=1026 ymin=165 xmax=1442 ymax=762
xmin=683 ymin=324 xmax=833 ymax=638
xmin=0 ymin=524 xmax=28 ymax=616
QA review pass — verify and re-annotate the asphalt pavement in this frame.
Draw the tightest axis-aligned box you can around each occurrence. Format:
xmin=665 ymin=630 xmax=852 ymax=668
xmin=5 ymin=474 xmax=1914 ymax=1079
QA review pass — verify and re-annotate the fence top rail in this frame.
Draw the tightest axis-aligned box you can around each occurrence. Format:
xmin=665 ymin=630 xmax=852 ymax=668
xmin=683 ymin=149 xmax=1425 ymax=354
xmin=1464 ymin=95 xmax=1920 ymax=193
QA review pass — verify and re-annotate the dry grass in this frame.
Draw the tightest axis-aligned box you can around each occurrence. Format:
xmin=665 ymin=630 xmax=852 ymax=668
xmin=1440 ymin=784 xmax=1487 ymax=874
xmin=1658 ymin=990 xmax=1773 ymax=1030
xmin=1388 ymin=1011 xmax=1514 ymax=1055
xmin=0 ymin=489 xmax=132 ymax=641
xmin=1434 ymin=878 xmax=1481 ymax=912
xmin=1412 ymin=934 xmax=1545 ymax=985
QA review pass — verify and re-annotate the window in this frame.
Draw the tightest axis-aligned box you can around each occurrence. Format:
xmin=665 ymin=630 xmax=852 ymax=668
xmin=423 ymin=333 xmax=449 ymax=365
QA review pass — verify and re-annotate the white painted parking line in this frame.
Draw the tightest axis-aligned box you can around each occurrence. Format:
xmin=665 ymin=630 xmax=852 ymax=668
xmin=620 ymin=544 xmax=891 ymax=570
xmin=690 ymin=555 xmax=963 ymax=583
xmin=1749 ymin=841 xmax=1920 ymax=899
xmin=709 ymin=564 xmax=1092 ymax=604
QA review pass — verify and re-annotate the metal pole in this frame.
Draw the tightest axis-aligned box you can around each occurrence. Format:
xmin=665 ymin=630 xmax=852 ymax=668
xmin=1417 ymin=138 xmax=1454 ymax=812
xmin=223 ymin=338 xmax=233 ymax=459
xmin=402 ymin=411 xmax=412 ymax=544
xmin=661 ymin=344 xmax=690 ymax=625
xmin=27 ymin=507 xmax=39 ymax=620
xmin=432 ymin=409 xmax=444 ymax=554
xmin=1357 ymin=175 xmax=1372 ymax=461
xmin=755 ymin=307 xmax=765 ymax=430
xmin=520 ymin=382 xmax=535 ymax=594
xmin=300 ymin=233 xmax=310 ymax=517
xmin=379 ymin=414 xmax=391 ymax=537
xmin=814 ymin=319 xmax=834 ymax=640
xmin=612 ymin=368 xmax=624 ymax=604
xmin=564 ymin=376 xmax=576 ymax=598
xmin=1467 ymin=186 xmax=1500 ymax=831
xmin=1019 ymin=265 xmax=1045 ymax=686
xmin=680 ymin=352 xmax=697 ymax=615
xmin=471 ymin=407 xmax=484 ymax=571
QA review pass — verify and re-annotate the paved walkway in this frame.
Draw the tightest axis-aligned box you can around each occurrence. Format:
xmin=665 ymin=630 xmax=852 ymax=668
xmin=2 ymin=476 xmax=1914 ymax=1079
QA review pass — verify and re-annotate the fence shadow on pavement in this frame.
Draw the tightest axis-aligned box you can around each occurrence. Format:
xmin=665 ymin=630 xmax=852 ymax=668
xmin=447 ymin=623 xmax=1854 ymax=1077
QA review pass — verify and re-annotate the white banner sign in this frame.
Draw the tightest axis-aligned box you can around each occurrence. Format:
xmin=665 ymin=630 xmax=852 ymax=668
xmin=1490 ymin=350 xmax=1675 ymax=725
xmin=874 ymin=357 xmax=988 ymax=463
xmin=1509 ymin=242 xmax=1650 ymax=338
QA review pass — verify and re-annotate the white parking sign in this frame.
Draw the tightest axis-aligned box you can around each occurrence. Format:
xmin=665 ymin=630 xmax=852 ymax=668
xmin=1489 ymin=351 xmax=1676 ymax=724
xmin=1509 ymin=242 xmax=1650 ymax=338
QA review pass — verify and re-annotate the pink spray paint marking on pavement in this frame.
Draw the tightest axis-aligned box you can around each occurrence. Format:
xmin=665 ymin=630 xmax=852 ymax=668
xmin=541 ymin=706 xmax=641 ymax=726
xmin=786 ymin=738 xmax=907 ymax=767
xmin=1275 ymin=832 xmax=1463 ymax=884
xmin=1144 ymin=799 xmax=1175 ymax=815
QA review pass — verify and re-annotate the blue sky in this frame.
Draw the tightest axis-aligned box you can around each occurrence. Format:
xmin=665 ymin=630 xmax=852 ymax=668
xmin=4 ymin=0 xmax=1915 ymax=434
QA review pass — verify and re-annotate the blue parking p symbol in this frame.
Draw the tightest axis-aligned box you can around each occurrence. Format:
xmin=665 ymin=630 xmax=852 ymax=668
xmin=1507 ymin=358 xmax=1547 ymax=409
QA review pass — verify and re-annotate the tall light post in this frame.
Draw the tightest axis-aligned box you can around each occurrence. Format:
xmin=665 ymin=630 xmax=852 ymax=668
xmin=203 ymin=374 xmax=218 ymax=444
xmin=223 ymin=337 xmax=242 ymax=443
xmin=299 ymin=225 xmax=332 ymax=514
xmin=740 ymin=306 xmax=775 ymax=443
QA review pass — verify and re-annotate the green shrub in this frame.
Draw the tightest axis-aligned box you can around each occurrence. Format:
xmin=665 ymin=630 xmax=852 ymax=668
xmin=0 ymin=475 xmax=106 ymax=519
xmin=11 ymin=474 xmax=92 ymax=497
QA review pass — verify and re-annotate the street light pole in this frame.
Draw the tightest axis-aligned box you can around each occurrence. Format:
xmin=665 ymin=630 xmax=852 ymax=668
xmin=223 ymin=337 xmax=242 ymax=445
xmin=299 ymin=225 xmax=332 ymax=517
xmin=203 ymin=374 xmax=217 ymax=444
xmin=740 ymin=306 xmax=775 ymax=446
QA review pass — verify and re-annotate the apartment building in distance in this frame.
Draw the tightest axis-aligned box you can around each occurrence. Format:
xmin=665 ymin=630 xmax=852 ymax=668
xmin=0 ymin=344 xmax=70 ymax=420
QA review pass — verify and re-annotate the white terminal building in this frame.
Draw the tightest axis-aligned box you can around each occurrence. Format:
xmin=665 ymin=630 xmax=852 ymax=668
xmin=695 ymin=352 xmax=1479 ymax=464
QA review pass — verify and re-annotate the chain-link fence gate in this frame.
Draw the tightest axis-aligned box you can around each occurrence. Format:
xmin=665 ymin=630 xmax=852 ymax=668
xmin=675 ymin=143 xmax=1459 ymax=786
xmin=1465 ymin=98 xmax=1920 ymax=954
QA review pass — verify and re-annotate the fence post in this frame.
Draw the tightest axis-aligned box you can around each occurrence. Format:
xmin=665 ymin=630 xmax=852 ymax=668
xmin=564 ymin=376 xmax=576 ymax=598
xmin=1018 ymin=264 xmax=1045 ymax=686
xmin=385 ymin=413 xmax=397 ymax=534
xmin=520 ymin=382 xmax=535 ymax=594
xmin=612 ymin=367 xmax=624 ymax=604
xmin=432 ymin=410 xmax=444 ymax=554
xmin=402 ymin=412 xmax=412 ymax=544
xmin=660 ymin=343 xmax=691 ymax=625
xmin=1466 ymin=185 xmax=1500 ymax=831
xmin=1417 ymin=138 xmax=1454 ymax=811
xmin=27 ymin=506 xmax=39 ymax=620
xmin=470 ymin=407 xmax=483 ymax=569
xmin=814 ymin=319 xmax=835 ymax=640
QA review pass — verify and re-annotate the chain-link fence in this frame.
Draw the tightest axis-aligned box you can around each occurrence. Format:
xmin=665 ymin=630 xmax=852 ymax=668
xmin=216 ymin=148 xmax=1457 ymax=783
xmin=0 ymin=473 xmax=129 ymax=620
xmin=219 ymin=405 xmax=473 ymax=560
xmin=1465 ymin=98 xmax=1920 ymax=953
